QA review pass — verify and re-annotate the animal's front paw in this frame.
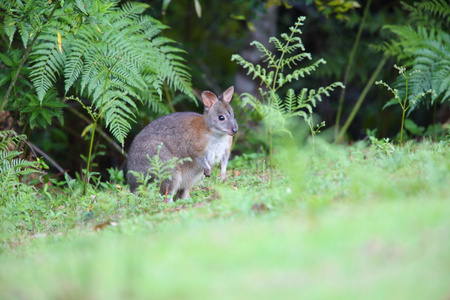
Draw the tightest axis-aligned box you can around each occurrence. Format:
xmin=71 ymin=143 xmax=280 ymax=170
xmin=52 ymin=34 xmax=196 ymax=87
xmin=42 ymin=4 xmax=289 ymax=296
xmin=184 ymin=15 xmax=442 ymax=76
xmin=218 ymin=171 xmax=227 ymax=182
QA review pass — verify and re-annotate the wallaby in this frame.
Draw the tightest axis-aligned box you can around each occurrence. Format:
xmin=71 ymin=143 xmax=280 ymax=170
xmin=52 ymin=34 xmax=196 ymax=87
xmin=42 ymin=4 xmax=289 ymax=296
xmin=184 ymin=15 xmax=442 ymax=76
xmin=127 ymin=86 xmax=238 ymax=202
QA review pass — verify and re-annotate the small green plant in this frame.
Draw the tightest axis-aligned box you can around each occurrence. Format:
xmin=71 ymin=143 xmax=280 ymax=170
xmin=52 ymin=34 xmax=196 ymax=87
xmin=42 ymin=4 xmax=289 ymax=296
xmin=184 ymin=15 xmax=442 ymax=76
xmin=231 ymin=16 xmax=344 ymax=183
xmin=69 ymin=95 xmax=116 ymax=195
xmin=375 ymin=65 xmax=435 ymax=146
xmin=367 ymin=135 xmax=396 ymax=157
xmin=0 ymin=130 xmax=44 ymax=235
xmin=0 ymin=130 xmax=42 ymax=180
xmin=105 ymin=167 xmax=125 ymax=186
xmin=130 ymin=143 xmax=191 ymax=203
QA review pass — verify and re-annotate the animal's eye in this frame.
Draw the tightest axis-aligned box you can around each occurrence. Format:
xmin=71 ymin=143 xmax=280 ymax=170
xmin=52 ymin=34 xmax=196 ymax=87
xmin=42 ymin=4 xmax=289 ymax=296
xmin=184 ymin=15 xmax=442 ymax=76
xmin=218 ymin=115 xmax=225 ymax=121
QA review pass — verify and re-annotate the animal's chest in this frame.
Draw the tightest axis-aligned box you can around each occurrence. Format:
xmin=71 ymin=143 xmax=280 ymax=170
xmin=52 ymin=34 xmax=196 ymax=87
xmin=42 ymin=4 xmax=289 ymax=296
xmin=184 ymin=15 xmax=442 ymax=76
xmin=205 ymin=136 xmax=229 ymax=166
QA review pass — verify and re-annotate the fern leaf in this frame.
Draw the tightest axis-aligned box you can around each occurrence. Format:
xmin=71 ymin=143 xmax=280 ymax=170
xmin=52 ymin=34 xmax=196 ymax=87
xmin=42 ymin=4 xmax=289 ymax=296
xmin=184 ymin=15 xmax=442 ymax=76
xmin=64 ymin=34 xmax=92 ymax=93
xmin=277 ymin=58 xmax=326 ymax=87
xmin=281 ymin=53 xmax=312 ymax=69
xmin=416 ymin=0 xmax=450 ymax=24
xmin=285 ymin=89 xmax=296 ymax=113
xmin=30 ymin=33 xmax=64 ymax=101
xmin=251 ymin=40 xmax=277 ymax=68
xmin=3 ymin=16 xmax=17 ymax=46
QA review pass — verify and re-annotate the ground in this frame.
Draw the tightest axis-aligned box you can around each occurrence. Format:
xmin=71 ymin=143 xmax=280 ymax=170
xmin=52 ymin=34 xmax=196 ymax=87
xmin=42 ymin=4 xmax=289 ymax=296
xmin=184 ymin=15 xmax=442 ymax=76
xmin=0 ymin=140 xmax=449 ymax=299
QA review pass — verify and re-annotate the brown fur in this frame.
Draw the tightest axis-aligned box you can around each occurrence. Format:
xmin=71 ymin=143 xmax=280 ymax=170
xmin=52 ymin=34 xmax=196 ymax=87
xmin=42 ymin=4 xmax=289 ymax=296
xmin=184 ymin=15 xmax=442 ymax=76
xmin=127 ymin=87 xmax=238 ymax=202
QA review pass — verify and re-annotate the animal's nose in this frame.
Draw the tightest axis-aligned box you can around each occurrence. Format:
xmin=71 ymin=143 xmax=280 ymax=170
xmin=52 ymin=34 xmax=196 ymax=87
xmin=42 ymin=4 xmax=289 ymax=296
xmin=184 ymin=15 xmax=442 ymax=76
xmin=232 ymin=127 xmax=238 ymax=134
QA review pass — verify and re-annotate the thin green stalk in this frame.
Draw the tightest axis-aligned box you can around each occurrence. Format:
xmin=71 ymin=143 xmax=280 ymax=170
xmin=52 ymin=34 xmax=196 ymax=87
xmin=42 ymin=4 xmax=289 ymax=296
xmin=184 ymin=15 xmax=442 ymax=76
xmin=334 ymin=0 xmax=372 ymax=140
xmin=271 ymin=21 xmax=301 ymax=95
xmin=0 ymin=2 xmax=59 ymax=113
xmin=309 ymin=116 xmax=315 ymax=154
xmin=269 ymin=129 xmax=273 ymax=188
xmin=83 ymin=119 xmax=98 ymax=195
xmin=164 ymin=81 xmax=175 ymax=113
xmin=400 ymin=109 xmax=406 ymax=146
xmin=82 ymin=66 xmax=113 ymax=195
xmin=336 ymin=55 xmax=389 ymax=142
xmin=399 ymin=72 xmax=409 ymax=146
xmin=265 ymin=21 xmax=301 ymax=186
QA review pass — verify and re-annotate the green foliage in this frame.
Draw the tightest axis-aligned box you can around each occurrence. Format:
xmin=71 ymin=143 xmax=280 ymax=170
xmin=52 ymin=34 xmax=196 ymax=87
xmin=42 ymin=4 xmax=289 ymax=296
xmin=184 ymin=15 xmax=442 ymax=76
xmin=315 ymin=0 xmax=361 ymax=20
xmin=0 ymin=49 xmax=30 ymax=89
xmin=376 ymin=1 xmax=450 ymax=109
xmin=18 ymin=89 xmax=66 ymax=129
xmin=1 ymin=0 xmax=195 ymax=197
xmin=1 ymin=0 xmax=194 ymax=144
xmin=0 ymin=130 xmax=43 ymax=234
xmin=376 ymin=65 xmax=435 ymax=146
xmin=0 ymin=130 xmax=41 ymax=179
xmin=366 ymin=131 xmax=396 ymax=157
xmin=130 ymin=143 xmax=192 ymax=202
xmin=232 ymin=16 xmax=344 ymax=170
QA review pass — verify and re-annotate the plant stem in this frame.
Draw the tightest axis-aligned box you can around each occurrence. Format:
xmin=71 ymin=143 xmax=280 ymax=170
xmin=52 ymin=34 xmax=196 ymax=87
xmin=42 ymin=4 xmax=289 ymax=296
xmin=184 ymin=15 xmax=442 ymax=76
xmin=336 ymin=55 xmax=389 ymax=142
xmin=164 ymin=81 xmax=175 ymax=113
xmin=400 ymin=109 xmax=406 ymax=147
xmin=265 ymin=21 xmax=301 ymax=186
xmin=82 ymin=64 xmax=113 ymax=195
xmin=0 ymin=2 xmax=59 ymax=113
xmin=269 ymin=129 xmax=273 ymax=188
xmin=334 ymin=0 xmax=372 ymax=140
xmin=309 ymin=115 xmax=315 ymax=154
xmin=399 ymin=73 xmax=409 ymax=147
xmin=83 ymin=120 xmax=98 ymax=195
xmin=67 ymin=105 xmax=126 ymax=157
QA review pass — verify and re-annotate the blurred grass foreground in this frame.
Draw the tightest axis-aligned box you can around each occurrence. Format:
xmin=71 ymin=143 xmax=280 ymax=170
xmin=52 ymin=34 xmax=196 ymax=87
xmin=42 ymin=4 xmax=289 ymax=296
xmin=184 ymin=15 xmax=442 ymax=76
xmin=0 ymin=140 xmax=449 ymax=300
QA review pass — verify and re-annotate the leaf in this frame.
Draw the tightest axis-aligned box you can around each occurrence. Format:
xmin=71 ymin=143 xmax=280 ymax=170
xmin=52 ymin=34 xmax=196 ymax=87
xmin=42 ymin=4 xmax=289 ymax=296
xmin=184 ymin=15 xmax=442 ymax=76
xmin=230 ymin=14 xmax=246 ymax=20
xmin=383 ymin=98 xmax=400 ymax=110
xmin=404 ymin=118 xmax=425 ymax=135
xmin=57 ymin=30 xmax=62 ymax=54
xmin=194 ymin=0 xmax=201 ymax=18
xmin=162 ymin=0 xmax=172 ymax=12
xmin=82 ymin=123 xmax=95 ymax=137
xmin=0 ymin=52 xmax=14 ymax=67
xmin=247 ymin=21 xmax=256 ymax=32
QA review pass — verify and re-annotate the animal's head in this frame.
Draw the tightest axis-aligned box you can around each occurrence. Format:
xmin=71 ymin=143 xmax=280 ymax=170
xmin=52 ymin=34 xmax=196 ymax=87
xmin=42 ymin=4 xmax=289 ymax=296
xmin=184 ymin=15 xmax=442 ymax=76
xmin=202 ymin=86 xmax=238 ymax=136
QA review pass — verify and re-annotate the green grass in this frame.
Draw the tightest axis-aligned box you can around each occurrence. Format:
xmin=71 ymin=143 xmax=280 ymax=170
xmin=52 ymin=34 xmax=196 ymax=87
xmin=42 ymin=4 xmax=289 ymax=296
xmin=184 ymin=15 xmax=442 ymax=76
xmin=0 ymin=140 xmax=449 ymax=299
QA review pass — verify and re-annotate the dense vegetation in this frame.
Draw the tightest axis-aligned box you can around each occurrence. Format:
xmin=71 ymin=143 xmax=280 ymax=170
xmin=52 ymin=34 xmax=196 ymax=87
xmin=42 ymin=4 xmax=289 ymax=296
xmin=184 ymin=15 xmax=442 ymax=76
xmin=0 ymin=0 xmax=449 ymax=299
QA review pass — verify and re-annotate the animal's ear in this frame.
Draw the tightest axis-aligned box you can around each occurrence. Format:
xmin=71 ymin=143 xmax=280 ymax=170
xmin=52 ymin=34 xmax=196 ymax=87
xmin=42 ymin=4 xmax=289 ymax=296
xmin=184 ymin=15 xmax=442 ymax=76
xmin=221 ymin=86 xmax=234 ymax=103
xmin=201 ymin=91 xmax=218 ymax=109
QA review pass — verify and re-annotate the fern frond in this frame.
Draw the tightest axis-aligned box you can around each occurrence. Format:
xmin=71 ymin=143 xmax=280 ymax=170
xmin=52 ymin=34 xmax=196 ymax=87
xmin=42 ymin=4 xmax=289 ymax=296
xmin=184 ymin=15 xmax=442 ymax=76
xmin=270 ymin=37 xmax=285 ymax=57
xmin=151 ymin=40 xmax=193 ymax=99
xmin=231 ymin=54 xmax=273 ymax=87
xmin=272 ymin=92 xmax=285 ymax=113
xmin=30 ymin=32 xmax=64 ymax=101
xmin=277 ymin=58 xmax=326 ymax=87
xmin=416 ymin=0 xmax=450 ymax=24
xmin=303 ymin=82 xmax=345 ymax=108
xmin=285 ymin=89 xmax=296 ymax=113
xmin=251 ymin=40 xmax=277 ymax=68
xmin=277 ymin=34 xmax=305 ymax=54
xmin=241 ymin=92 xmax=268 ymax=117
xmin=12 ymin=1 xmax=194 ymax=145
xmin=281 ymin=53 xmax=312 ymax=69
xmin=113 ymin=1 xmax=149 ymax=21
xmin=382 ymin=22 xmax=450 ymax=106
xmin=3 ymin=15 xmax=17 ymax=46
xmin=64 ymin=33 xmax=92 ymax=93
xmin=0 ymin=130 xmax=41 ymax=178
xmin=104 ymin=95 xmax=136 ymax=146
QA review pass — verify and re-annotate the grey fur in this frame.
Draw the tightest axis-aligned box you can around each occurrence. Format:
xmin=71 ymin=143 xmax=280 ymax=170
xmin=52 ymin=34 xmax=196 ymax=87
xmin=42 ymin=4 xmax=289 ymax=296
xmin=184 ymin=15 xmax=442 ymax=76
xmin=126 ymin=86 xmax=238 ymax=202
